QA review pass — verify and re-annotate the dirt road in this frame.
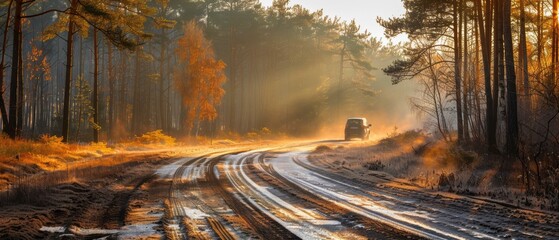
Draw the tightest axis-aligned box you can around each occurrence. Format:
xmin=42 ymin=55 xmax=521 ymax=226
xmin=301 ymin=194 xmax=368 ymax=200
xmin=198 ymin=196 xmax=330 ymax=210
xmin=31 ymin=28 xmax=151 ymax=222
xmin=27 ymin=141 xmax=559 ymax=239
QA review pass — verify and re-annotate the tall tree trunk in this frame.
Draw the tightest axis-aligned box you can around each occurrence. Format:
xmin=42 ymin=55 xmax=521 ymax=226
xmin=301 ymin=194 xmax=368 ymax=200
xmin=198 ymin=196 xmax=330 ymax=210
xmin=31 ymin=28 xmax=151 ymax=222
xmin=33 ymin=71 xmax=42 ymax=136
xmin=518 ymin=0 xmax=530 ymax=115
xmin=462 ymin=0 xmax=470 ymax=142
xmin=227 ymin=13 xmax=237 ymax=132
xmin=75 ymin=36 xmax=84 ymax=141
xmin=132 ymin=49 xmax=141 ymax=135
xmin=239 ymin=56 xmax=245 ymax=133
xmin=166 ymin=43 xmax=172 ymax=131
xmin=474 ymin=14 xmax=483 ymax=140
xmin=118 ymin=51 xmax=127 ymax=137
xmin=108 ymin=43 xmax=114 ymax=139
xmin=159 ymin=29 xmax=166 ymax=131
xmin=16 ymin=25 xmax=23 ymax=137
xmin=75 ymin=75 xmax=82 ymax=141
xmin=553 ymin=0 xmax=559 ymax=82
xmin=62 ymin=0 xmax=78 ymax=142
xmin=8 ymin=0 xmax=22 ymax=139
xmin=493 ymin=0 xmax=503 ymax=150
xmin=338 ymin=42 xmax=345 ymax=120
xmin=92 ymin=29 xmax=99 ymax=142
xmin=0 ymin=0 xmax=13 ymax=133
xmin=74 ymin=37 xmax=85 ymax=141
xmin=475 ymin=0 xmax=496 ymax=151
xmin=428 ymin=52 xmax=449 ymax=141
xmin=453 ymin=0 xmax=464 ymax=142
xmin=503 ymin=0 xmax=518 ymax=155
xmin=537 ymin=0 xmax=543 ymax=74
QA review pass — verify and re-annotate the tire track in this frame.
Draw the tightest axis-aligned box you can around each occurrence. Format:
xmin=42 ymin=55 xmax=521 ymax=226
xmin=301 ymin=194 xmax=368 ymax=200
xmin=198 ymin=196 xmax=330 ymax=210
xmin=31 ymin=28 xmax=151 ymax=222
xmin=250 ymin=153 xmax=422 ymax=239
xmin=289 ymin=153 xmax=559 ymax=239
xmin=207 ymin=155 xmax=300 ymax=240
xmin=102 ymin=174 xmax=156 ymax=229
xmin=164 ymin=150 xmax=250 ymax=239
xmin=166 ymin=156 xmax=209 ymax=240
xmin=207 ymin=217 xmax=236 ymax=240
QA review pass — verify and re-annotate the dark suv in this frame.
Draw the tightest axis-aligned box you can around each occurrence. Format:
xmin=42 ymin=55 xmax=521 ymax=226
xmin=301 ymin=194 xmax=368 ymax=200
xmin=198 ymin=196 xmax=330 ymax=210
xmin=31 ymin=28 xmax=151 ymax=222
xmin=344 ymin=118 xmax=371 ymax=140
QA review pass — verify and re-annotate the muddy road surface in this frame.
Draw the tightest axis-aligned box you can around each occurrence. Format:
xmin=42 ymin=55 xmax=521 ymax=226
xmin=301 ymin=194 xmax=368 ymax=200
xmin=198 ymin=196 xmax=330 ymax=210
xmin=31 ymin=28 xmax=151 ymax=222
xmin=8 ymin=141 xmax=559 ymax=239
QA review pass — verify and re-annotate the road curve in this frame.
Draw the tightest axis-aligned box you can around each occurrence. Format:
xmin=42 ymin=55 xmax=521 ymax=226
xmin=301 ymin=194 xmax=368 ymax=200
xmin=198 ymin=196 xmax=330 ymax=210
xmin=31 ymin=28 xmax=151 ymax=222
xmin=268 ymin=151 xmax=559 ymax=240
xmin=156 ymin=141 xmax=558 ymax=240
xmin=160 ymin=143 xmax=423 ymax=239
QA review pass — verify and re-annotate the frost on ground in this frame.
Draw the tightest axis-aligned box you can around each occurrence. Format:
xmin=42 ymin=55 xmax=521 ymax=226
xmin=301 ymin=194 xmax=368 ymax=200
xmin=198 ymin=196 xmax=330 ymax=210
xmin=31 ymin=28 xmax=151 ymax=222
xmin=309 ymin=131 xmax=559 ymax=211
xmin=182 ymin=207 xmax=210 ymax=220
xmin=37 ymin=224 xmax=160 ymax=239
xmin=155 ymin=157 xmax=192 ymax=177
xmin=39 ymin=226 xmax=65 ymax=233
xmin=300 ymin=134 xmax=559 ymax=239
xmin=223 ymin=153 xmax=360 ymax=240
xmin=272 ymin=151 xmax=559 ymax=239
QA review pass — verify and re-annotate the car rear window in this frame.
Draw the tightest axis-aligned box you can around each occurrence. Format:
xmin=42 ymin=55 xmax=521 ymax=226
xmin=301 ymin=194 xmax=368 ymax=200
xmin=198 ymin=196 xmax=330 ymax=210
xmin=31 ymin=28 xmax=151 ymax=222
xmin=346 ymin=119 xmax=363 ymax=126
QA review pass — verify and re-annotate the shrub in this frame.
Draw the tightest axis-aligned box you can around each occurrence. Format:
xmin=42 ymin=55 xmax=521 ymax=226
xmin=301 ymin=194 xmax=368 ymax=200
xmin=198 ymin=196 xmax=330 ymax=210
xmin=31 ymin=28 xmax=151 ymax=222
xmin=39 ymin=134 xmax=64 ymax=145
xmin=364 ymin=160 xmax=385 ymax=171
xmin=136 ymin=130 xmax=176 ymax=145
xmin=215 ymin=131 xmax=241 ymax=141
xmin=445 ymin=145 xmax=477 ymax=170
xmin=260 ymin=127 xmax=272 ymax=136
xmin=88 ymin=142 xmax=112 ymax=154
xmin=380 ymin=129 xmax=424 ymax=146
xmin=314 ymin=145 xmax=332 ymax=153
xmin=438 ymin=172 xmax=455 ymax=188
xmin=195 ymin=135 xmax=210 ymax=144
xmin=246 ymin=132 xmax=259 ymax=140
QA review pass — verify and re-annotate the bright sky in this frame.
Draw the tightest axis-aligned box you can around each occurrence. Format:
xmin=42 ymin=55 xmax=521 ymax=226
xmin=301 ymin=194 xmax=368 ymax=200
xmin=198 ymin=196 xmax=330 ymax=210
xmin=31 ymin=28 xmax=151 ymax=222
xmin=259 ymin=0 xmax=406 ymax=42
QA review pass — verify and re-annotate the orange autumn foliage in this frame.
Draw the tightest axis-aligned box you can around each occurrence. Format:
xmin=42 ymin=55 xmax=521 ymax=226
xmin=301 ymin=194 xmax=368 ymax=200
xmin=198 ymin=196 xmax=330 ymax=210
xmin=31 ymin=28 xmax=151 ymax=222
xmin=174 ymin=21 xmax=227 ymax=133
xmin=26 ymin=44 xmax=52 ymax=82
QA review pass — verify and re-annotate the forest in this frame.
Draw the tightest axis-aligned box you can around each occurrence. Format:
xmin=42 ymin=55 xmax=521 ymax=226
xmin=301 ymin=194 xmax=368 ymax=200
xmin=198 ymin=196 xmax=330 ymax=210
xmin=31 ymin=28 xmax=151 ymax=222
xmin=379 ymin=0 xmax=559 ymax=195
xmin=0 ymin=0 xmax=402 ymax=143
xmin=0 ymin=0 xmax=558 ymax=195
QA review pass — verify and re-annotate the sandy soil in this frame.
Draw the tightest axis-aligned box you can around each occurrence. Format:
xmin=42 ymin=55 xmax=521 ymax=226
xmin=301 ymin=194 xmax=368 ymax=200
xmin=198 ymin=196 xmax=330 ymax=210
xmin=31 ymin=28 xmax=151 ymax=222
xmin=0 ymin=151 xmax=180 ymax=239
xmin=0 ymin=140 xmax=284 ymax=239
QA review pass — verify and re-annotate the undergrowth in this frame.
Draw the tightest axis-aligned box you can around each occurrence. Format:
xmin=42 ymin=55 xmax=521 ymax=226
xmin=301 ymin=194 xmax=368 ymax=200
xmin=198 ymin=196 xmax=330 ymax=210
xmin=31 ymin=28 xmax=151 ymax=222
xmin=313 ymin=129 xmax=559 ymax=211
xmin=135 ymin=130 xmax=176 ymax=145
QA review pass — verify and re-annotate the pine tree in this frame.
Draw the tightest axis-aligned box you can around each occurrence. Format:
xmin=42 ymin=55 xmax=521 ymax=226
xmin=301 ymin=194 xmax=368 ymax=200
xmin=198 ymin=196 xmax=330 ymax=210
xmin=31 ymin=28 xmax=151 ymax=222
xmin=0 ymin=0 xmax=12 ymax=135
xmin=503 ymin=0 xmax=518 ymax=155
xmin=336 ymin=20 xmax=373 ymax=118
xmin=8 ymin=0 xmax=22 ymax=139
xmin=41 ymin=0 xmax=159 ymax=142
xmin=379 ymin=0 xmax=465 ymax=141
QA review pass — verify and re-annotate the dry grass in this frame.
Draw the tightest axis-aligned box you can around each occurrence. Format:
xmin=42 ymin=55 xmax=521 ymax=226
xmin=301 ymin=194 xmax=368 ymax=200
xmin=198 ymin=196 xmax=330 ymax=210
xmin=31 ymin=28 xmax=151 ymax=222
xmin=0 ymin=135 xmax=114 ymax=161
xmin=314 ymin=145 xmax=333 ymax=153
xmin=311 ymin=130 xmax=487 ymax=188
xmin=0 ymin=151 xmax=172 ymax=206
xmin=1 ymin=135 xmax=67 ymax=160
xmin=170 ymin=127 xmax=289 ymax=146
xmin=309 ymin=130 xmax=555 ymax=209
xmin=0 ymin=135 xmax=117 ymax=190
xmin=0 ymin=132 xmax=181 ymax=206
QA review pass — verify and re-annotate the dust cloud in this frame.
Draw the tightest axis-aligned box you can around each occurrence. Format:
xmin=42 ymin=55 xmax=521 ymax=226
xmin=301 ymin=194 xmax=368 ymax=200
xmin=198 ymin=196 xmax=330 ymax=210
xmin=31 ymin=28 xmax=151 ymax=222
xmin=312 ymin=71 xmax=421 ymax=140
